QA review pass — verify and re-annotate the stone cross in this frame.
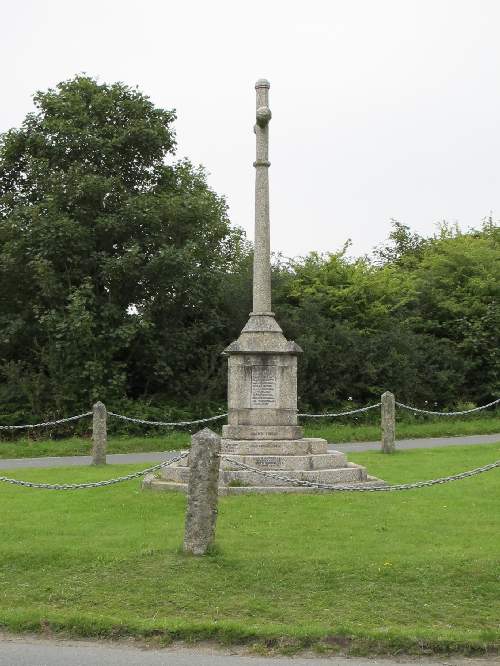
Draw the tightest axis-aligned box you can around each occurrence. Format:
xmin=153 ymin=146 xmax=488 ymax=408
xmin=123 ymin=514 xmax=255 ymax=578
xmin=253 ymin=79 xmax=272 ymax=315
xmin=221 ymin=79 xmax=302 ymax=443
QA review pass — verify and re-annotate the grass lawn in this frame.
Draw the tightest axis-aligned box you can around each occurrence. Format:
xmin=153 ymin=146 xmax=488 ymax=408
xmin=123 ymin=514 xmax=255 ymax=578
xmin=1 ymin=415 xmax=499 ymax=459
xmin=0 ymin=433 xmax=191 ymax=459
xmin=0 ymin=443 xmax=499 ymax=654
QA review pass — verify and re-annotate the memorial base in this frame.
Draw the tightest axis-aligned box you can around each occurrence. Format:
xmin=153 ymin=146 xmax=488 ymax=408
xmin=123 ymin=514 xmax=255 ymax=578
xmin=143 ymin=437 xmax=386 ymax=494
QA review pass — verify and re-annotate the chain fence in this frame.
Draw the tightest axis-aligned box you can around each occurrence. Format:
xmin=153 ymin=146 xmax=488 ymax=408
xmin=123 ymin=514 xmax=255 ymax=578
xmin=221 ymin=456 xmax=500 ymax=492
xmin=395 ymin=397 xmax=500 ymax=416
xmin=0 ymin=451 xmax=189 ymax=490
xmin=107 ymin=412 xmax=227 ymax=427
xmin=1 ymin=397 xmax=499 ymax=431
xmin=2 ymin=449 xmax=497 ymax=492
xmin=298 ymin=403 xmax=381 ymax=418
xmin=0 ymin=412 xmax=92 ymax=430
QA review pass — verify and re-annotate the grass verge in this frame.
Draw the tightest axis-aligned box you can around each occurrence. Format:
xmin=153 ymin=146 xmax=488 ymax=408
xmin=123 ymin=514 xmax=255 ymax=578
xmin=1 ymin=416 xmax=499 ymax=459
xmin=0 ymin=433 xmax=190 ymax=459
xmin=0 ymin=443 xmax=499 ymax=654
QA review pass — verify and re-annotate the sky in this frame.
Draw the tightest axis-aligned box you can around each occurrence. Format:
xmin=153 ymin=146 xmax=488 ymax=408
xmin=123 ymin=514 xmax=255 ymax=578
xmin=1 ymin=0 xmax=499 ymax=258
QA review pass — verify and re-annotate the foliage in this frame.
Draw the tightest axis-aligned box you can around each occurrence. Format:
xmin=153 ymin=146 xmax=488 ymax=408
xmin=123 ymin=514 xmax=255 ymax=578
xmin=273 ymin=219 xmax=499 ymax=410
xmin=0 ymin=76 xmax=244 ymax=423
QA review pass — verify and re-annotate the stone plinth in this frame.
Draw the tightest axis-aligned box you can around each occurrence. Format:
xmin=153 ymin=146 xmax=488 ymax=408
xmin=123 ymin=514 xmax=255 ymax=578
xmin=143 ymin=437 xmax=386 ymax=495
xmin=223 ymin=313 xmax=303 ymax=440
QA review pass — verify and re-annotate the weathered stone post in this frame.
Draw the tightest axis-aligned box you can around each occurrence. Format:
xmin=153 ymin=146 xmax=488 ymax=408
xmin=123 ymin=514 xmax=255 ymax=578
xmin=381 ymin=391 xmax=396 ymax=453
xmin=183 ymin=428 xmax=221 ymax=555
xmin=91 ymin=401 xmax=107 ymax=465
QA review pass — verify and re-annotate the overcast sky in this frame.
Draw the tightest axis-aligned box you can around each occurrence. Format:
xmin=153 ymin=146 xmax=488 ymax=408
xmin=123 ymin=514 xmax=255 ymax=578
xmin=2 ymin=0 xmax=499 ymax=258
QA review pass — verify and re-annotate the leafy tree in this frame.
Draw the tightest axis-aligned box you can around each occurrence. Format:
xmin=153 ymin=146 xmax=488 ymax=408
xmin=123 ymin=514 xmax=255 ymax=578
xmin=374 ymin=219 xmax=427 ymax=266
xmin=412 ymin=221 xmax=499 ymax=403
xmin=273 ymin=220 xmax=499 ymax=409
xmin=0 ymin=76 xmax=244 ymax=421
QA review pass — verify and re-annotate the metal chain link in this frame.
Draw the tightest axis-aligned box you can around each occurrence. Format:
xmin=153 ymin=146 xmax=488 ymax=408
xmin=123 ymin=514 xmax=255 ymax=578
xmin=299 ymin=403 xmax=381 ymax=418
xmin=221 ymin=456 xmax=500 ymax=492
xmin=395 ymin=397 xmax=500 ymax=416
xmin=107 ymin=412 xmax=227 ymax=427
xmin=0 ymin=451 xmax=189 ymax=490
xmin=3 ymin=395 xmax=497 ymax=430
xmin=0 ymin=412 xmax=93 ymax=430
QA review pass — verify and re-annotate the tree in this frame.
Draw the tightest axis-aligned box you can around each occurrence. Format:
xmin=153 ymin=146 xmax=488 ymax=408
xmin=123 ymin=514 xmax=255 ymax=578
xmin=272 ymin=221 xmax=499 ymax=409
xmin=0 ymin=76 xmax=244 ymax=421
xmin=412 ymin=221 xmax=500 ymax=403
xmin=374 ymin=219 xmax=426 ymax=266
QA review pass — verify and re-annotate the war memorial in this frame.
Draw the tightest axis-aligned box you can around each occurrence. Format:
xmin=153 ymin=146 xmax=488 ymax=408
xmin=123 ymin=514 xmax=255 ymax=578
xmin=146 ymin=80 xmax=384 ymax=494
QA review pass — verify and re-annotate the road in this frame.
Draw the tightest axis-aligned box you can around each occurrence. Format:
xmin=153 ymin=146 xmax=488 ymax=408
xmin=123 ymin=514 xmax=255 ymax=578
xmin=0 ymin=635 xmax=498 ymax=666
xmin=332 ymin=433 xmax=500 ymax=452
xmin=0 ymin=434 xmax=498 ymax=470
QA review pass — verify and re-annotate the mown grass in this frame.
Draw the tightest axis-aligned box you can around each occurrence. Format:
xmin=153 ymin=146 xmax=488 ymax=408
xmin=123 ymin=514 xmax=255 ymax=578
xmin=1 ymin=415 xmax=499 ymax=459
xmin=0 ymin=443 xmax=499 ymax=654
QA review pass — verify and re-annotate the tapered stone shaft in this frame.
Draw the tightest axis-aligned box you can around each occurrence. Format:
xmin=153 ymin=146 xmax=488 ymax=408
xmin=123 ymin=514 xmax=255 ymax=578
xmin=253 ymin=79 xmax=272 ymax=314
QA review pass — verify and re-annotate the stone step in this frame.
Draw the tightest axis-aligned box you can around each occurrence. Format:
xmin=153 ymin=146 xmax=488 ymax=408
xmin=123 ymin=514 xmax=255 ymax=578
xmin=220 ymin=438 xmax=328 ymax=456
xmin=143 ymin=474 xmax=386 ymax=495
xmin=179 ymin=451 xmax=348 ymax=470
xmin=160 ymin=463 xmax=367 ymax=486
xmin=222 ymin=425 xmax=304 ymax=440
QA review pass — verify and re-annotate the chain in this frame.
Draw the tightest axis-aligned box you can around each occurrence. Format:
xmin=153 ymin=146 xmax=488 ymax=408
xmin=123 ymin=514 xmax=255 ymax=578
xmin=0 ymin=412 xmax=93 ymax=430
xmin=395 ymin=397 xmax=500 ymax=416
xmin=0 ymin=411 xmax=227 ymax=431
xmin=0 ymin=451 xmax=189 ymax=490
xmin=3 ymin=395 xmax=498 ymax=430
xmin=221 ymin=456 xmax=500 ymax=491
xmin=107 ymin=412 xmax=227 ymax=427
xmin=299 ymin=403 xmax=381 ymax=418
xmin=3 ymin=449 xmax=498 ymax=492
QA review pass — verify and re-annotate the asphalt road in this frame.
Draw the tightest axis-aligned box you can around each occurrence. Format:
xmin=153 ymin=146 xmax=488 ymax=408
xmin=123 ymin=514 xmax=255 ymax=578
xmin=332 ymin=433 xmax=500 ymax=452
xmin=0 ymin=636 xmax=498 ymax=666
xmin=0 ymin=434 xmax=498 ymax=470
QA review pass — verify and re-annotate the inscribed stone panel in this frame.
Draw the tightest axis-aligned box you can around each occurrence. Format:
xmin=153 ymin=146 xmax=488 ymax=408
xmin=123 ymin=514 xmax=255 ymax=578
xmin=250 ymin=365 xmax=277 ymax=408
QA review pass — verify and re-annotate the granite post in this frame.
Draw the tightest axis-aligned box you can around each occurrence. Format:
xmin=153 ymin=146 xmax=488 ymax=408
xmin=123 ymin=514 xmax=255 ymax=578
xmin=381 ymin=391 xmax=396 ymax=453
xmin=91 ymin=401 xmax=107 ymax=465
xmin=183 ymin=428 xmax=221 ymax=555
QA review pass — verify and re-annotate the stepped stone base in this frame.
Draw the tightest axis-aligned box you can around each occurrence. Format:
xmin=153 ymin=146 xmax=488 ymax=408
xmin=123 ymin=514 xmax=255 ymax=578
xmin=143 ymin=437 xmax=386 ymax=494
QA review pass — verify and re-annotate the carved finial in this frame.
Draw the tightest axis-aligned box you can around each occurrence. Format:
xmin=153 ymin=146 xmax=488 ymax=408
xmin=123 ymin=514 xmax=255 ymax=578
xmin=255 ymin=78 xmax=270 ymax=89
